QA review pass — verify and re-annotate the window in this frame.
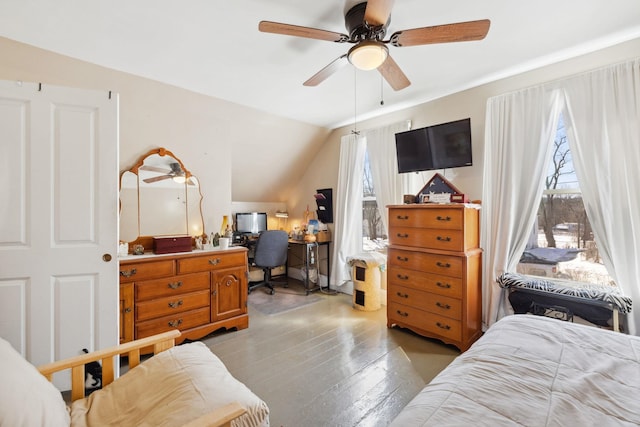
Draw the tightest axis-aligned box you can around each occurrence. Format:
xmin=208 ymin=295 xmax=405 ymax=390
xmin=362 ymin=151 xmax=388 ymax=252
xmin=517 ymin=114 xmax=616 ymax=286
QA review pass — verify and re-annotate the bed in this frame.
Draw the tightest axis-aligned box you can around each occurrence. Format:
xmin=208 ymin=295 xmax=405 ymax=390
xmin=0 ymin=330 xmax=270 ymax=427
xmin=390 ymin=315 xmax=640 ymax=426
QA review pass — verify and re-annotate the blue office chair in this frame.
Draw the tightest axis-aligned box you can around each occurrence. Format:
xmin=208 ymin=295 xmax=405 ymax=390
xmin=249 ymin=230 xmax=289 ymax=295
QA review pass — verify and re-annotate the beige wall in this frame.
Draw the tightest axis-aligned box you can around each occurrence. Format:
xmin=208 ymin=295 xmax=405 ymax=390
xmin=0 ymin=36 xmax=329 ymax=239
xmin=290 ymin=37 xmax=640 ymax=234
xmin=2 ymin=34 xmax=639 ymax=240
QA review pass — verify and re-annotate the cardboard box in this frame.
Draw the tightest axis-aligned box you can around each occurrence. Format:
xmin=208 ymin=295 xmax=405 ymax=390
xmin=153 ymin=235 xmax=192 ymax=254
xmin=315 ymin=230 xmax=331 ymax=243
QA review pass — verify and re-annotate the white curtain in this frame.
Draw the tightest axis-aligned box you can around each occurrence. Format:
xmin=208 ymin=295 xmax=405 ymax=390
xmin=365 ymin=120 xmax=411 ymax=234
xmin=562 ymin=58 xmax=640 ymax=334
xmin=481 ymin=86 xmax=563 ymax=328
xmin=330 ymin=133 xmax=367 ymax=293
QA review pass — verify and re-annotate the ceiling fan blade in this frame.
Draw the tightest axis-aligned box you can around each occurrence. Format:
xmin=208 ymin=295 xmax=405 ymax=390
xmin=304 ymin=55 xmax=349 ymax=87
xmin=377 ymin=55 xmax=410 ymax=91
xmin=259 ymin=21 xmax=349 ymax=43
xmin=143 ymin=175 xmax=172 ymax=184
xmin=390 ymin=19 xmax=491 ymax=47
xmin=364 ymin=0 xmax=395 ymax=27
xmin=140 ymin=165 xmax=171 ymax=174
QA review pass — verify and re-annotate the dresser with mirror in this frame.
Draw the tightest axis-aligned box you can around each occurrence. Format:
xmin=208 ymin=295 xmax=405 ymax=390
xmin=119 ymin=148 xmax=248 ymax=345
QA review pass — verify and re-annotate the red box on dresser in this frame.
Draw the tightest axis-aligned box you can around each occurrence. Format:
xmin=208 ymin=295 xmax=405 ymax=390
xmin=153 ymin=235 xmax=192 ymax=254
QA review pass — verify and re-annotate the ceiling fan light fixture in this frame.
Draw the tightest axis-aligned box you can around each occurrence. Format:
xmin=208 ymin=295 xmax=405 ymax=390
xmin=348 ymin=41 xmax=388 ymax=70
xmin=172 ymin=175 xmax=186 ymax=184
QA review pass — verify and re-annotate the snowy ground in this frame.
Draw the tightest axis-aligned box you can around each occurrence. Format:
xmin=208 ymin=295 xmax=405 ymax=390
xmin=535 ymin=231 xmax=616 ymax=287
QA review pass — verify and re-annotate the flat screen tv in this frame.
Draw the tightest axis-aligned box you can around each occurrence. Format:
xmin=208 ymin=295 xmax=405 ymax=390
xmin=235 ymin=212 xmax=267 ymax=234
xmin=395 ymin=118 xmax=472 ymax=173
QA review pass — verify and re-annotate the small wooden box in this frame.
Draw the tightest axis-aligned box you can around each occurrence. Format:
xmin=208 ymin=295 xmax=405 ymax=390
xmin=316 ymin=230 xmax=331 ymax=242
xmin=153 ymin=235 xmax=192 ymax=254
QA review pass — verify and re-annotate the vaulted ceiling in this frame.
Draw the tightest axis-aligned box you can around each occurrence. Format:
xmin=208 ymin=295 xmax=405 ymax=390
xmin=2 ymin=0 xmax=640 ymax=129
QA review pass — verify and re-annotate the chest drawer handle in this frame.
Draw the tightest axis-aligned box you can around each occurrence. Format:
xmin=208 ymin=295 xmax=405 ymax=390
xmin=436 ymin=282 xmax=451 ymax=289
xmin=436 ymin=322 xmax=451 ymax=330
xmin=396 ymin=233 xmax=409 ymax=238
xmin=436 ymin=262 xmax=451 ymax=268
xmin=396 ymin=215 xmax=409 ymax=220
xmin=208 ymin=258 xmax=221 ymax=266
xmin=168 ymin=281 xmax=182 ymax=289
xmin=120 ymin=268 xmax=137 ymax=278
xmin=436 ymin=236 xmax=452 ymax=242
xmin=396 ymin=256 xmax=409 ymax=262
xmin=396 ymin=274 xmax=409 ymax=280
xmin=168 ymin=300 xmax=183 ymax=309
xmin=396 ymin=291 xmax=409 ymax=298
xmin=436 ymin=302 xmax=451 ymax=310
xmin=168 ymin=319 xmax=183 ymax=328
xmin=396 ymin=310 xmax=409 ymax=317
xmin=436 ymin=216 xmax=451 ymax=222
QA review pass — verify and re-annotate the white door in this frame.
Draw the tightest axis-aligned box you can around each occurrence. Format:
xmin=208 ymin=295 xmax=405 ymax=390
xmin=0 ymin=80 xmax=118 ymax=387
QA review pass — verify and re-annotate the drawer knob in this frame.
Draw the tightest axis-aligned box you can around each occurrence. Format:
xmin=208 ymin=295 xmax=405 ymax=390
xmin=436 ymin=216 xmax=451 ymax=222
xmin=396 ymin=274 xmax=409 ymax=280
xmin=168 ymin=319 xmax=183 ymax=328
xmin=436 ymin=236 xmax=452 ymax=242
xmin=208 ymin=258 xmax=221 ymax=266
xmin=436 ymin=322 xmax=451 ymax=330
xmin=436 ymin=302 xmax=451 ymax=310
xmin=168 ymin=300 xmax=184 ymax=309
xmin=396 ymin=291 xmax=409 ymax=298
xmin=168 ymin=281 xmax=183 ymax=289
xmin=396 ymin=256 xmax=409 ymax=262
xmin=123 ymin=307 xmax=132 ymax=313
xmin=396 ymin=215 xmax=409 ymax=220
xmin=436 ymin=282 xmax=451 ymax=289
xmin=396 ymin=233 xmax=409 ymax=238
xmin=120 ymin=268 xmax=137 ymax=278
xmin=436 ymin=261 xmax=451 ymax=268
xmin=396 ymin=310 xmax=409 ymax=317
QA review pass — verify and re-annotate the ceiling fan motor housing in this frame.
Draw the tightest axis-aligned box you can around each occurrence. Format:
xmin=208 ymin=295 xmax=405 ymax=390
xmin=345 ymin=2 xmax=389 ymax=41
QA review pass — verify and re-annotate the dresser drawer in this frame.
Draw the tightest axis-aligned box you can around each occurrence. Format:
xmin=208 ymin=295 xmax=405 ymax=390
xmin=389 ymin=248 xmax=463 ymax=278
xmin=135 ymin=272 xmax=210 ymax=301
xmin=119 ymin=260 xmax=175 ymax=282
xmin=388 ymin=266 xmax=462 ymax=298
xmin=389 ymin=208 xmax=463 ymax=230
xmin=135 ymin=289 xmax=210 ymax=322
xmin=177 ymin=251 xmax=246 ymax=274
xmin=135 ymin=307 xmax=210 ymax=339
xmin=388 ymin=301 xmax=462 ymax=341
xmin=389 ymin=226 xmax=465 ymax=251
xmin=389 ymin=285 xmax=462 ymax=320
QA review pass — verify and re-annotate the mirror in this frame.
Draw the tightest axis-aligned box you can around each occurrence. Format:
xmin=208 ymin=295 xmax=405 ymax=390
xmin=120 ymin=148 xmax=204 ymax=248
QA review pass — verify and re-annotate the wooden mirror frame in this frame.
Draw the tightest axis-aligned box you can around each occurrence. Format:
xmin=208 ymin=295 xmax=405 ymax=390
xmin=119 ymin=147 xmax=205 ymax=252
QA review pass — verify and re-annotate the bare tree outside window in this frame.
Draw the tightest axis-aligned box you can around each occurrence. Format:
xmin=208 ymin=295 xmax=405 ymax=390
xmin=362 ymin=152 xmax=388 ymax=252
xmin=518 ymin=114 xmax=614 ymax=286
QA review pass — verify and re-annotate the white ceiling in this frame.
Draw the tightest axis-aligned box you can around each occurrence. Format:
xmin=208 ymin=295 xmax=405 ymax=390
xmin=2 ymin=0 xmax=640 ymax=129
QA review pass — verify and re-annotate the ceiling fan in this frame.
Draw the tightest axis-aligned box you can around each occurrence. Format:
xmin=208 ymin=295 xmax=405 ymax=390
xmin=258 ymin=0 xmax=490 ymax=91
xmin=141 ymin=163 xmax=193 ymax=185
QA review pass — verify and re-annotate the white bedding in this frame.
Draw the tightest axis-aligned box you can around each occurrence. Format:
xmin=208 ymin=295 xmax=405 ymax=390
xmin=390 ymin=315 xmax=640 ymax=426
xmin=71 ymin=341 xmax=269 ymax=427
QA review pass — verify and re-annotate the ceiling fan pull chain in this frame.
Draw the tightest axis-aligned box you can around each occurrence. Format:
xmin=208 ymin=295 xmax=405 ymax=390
xmin=380 ymin=74 xmax=385 ymax=106
xmin=352 ymin=68 xmax=360 ymax=135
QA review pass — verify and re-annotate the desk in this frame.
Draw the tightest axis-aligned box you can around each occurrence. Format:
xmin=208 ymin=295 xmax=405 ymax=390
xmin=287 ymin=240 xmax=331 ymax=295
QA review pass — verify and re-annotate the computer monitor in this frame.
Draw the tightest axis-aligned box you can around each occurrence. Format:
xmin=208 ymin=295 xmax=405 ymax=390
xmin=235 ymin=212 xmax=267 ymax=235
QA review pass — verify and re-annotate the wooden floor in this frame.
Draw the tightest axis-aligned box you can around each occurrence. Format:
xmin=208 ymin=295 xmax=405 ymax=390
xmin=200 ymin=283 xmax=460 ymax=427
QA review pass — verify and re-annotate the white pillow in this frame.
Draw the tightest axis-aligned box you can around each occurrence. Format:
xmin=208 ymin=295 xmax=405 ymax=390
xmin=0 ymin=337 xmax=70 ymax=426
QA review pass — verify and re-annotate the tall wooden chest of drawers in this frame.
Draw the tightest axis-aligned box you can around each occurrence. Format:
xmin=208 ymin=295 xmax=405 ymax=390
xmin=387 ymin=204 xmax=482 ymax=351
xmin=119 ymin=247 xmax=249 ymax=345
